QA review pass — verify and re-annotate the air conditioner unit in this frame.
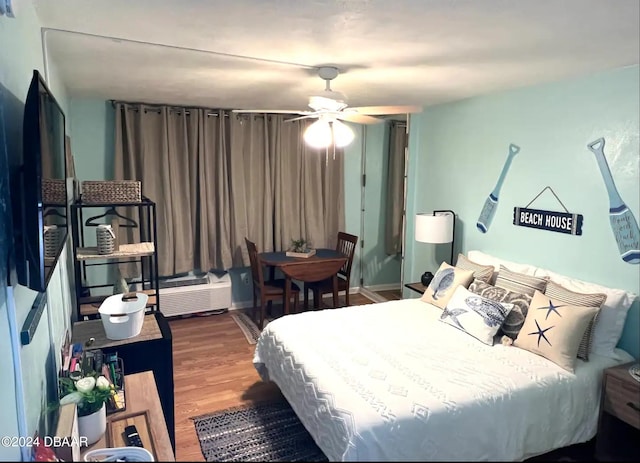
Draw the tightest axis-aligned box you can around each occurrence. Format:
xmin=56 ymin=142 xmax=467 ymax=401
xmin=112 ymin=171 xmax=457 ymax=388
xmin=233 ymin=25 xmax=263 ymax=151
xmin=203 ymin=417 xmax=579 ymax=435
xmin=157 ymin=272 xmax=232 ymax=317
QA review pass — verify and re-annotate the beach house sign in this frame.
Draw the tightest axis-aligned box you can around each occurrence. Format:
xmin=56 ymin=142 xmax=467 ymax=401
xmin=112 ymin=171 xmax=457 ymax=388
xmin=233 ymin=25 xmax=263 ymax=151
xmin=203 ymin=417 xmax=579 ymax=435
xmin=513 ymin=207 xmax=583 ymax=236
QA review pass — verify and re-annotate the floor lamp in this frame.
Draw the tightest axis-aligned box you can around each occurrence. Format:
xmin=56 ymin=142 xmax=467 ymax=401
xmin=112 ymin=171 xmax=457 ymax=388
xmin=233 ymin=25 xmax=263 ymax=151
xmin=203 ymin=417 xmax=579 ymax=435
xmin=415 ymin=210 xmax=456 ymax=286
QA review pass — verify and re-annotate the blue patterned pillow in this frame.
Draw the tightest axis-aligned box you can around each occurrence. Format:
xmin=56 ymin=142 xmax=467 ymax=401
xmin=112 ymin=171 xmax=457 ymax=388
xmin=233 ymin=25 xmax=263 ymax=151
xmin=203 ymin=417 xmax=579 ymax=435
xmin=440 ymin=285 xmax=514 ymax=345
xmin=420 ymin=262 xmax=474 ymax=309
xmin=468 ymin=278 xmax=532 ymax=340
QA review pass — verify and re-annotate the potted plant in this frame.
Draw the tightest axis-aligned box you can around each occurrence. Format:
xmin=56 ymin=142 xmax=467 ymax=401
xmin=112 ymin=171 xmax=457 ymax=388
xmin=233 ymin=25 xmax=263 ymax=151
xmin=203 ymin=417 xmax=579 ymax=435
xmin=286 ymin=238 xmax=316 ymax=258
xmin=58 ymin=373 xmax=117 ymax=445
xmin=290 ymin=238 xmax=308 ymax=253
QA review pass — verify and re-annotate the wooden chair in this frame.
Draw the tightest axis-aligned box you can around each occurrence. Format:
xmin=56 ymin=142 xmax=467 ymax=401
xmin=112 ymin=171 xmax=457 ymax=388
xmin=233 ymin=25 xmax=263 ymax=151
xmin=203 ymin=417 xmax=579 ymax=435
xmin=245 ymin=237 xmax=300 ymax=329
xmin=304 ymin=232 xmax=358 ymax=310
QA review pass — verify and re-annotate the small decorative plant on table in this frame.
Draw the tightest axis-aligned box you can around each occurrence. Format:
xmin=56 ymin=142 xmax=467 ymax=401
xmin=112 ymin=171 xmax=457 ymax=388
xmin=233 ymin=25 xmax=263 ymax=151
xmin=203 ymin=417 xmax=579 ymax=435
xmin=58 ymin=372 xmax=118 ymax=445
xmin=59 ymin=373 xmax=116 ymax=416
xmin=286 ymin=238 xmax=316 ymax=258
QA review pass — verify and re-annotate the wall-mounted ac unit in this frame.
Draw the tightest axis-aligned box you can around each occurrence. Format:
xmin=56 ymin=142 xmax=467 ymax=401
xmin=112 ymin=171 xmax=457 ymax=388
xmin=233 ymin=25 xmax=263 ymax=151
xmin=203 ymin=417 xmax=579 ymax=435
xmin=158 ymin=272 xmax=232 ymax=317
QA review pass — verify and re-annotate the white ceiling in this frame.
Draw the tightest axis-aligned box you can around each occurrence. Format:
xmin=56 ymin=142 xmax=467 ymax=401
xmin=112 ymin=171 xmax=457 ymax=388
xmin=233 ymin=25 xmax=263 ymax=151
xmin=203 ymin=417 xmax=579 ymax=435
xmin=33 ymin=0 xmax=639 ymax=112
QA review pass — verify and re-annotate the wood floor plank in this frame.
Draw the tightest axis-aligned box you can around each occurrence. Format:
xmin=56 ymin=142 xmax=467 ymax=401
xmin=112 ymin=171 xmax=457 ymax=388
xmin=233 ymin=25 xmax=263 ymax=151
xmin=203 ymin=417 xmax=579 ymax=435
xmin=170 ymin=293 xmax=375 ymax=461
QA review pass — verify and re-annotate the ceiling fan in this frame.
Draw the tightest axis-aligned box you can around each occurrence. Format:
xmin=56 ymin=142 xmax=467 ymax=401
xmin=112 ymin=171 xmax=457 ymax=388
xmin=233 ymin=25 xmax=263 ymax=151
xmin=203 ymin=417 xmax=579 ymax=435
xmin=232 ymin=66 xmax=422 ymax=126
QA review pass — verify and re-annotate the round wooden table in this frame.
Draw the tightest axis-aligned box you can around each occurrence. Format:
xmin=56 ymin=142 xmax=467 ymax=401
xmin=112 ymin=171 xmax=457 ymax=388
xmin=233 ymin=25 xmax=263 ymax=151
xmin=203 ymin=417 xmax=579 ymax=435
xmin=259 ymin=248 xmax=347 ymax=314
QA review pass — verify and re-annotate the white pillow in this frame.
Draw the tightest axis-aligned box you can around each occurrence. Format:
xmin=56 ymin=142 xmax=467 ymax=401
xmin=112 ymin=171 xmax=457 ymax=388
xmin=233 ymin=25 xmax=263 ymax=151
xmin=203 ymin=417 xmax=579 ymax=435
xmin=440 ymin=285 xmax=514 ymax=345
xmin=467 ymin=250 xmax=536 ymax=284
xmin=532 ymin=267 xmax=637 ymax=359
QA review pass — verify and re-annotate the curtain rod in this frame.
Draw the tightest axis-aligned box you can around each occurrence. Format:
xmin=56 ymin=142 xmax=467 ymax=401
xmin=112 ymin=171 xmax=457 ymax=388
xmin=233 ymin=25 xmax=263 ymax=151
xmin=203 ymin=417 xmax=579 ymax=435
xmin=110 ymin=99 xmax=229 ymax=116
xmin=109 ymin=100 xmax=302 ymax=118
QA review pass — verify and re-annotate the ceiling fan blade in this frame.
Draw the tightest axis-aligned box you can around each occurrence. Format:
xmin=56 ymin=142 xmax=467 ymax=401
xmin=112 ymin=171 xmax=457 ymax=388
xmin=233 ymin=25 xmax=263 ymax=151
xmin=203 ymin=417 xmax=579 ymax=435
xmin=232 ymin=109 xmax=311 ymax=115
xmin=336 ymin=113 xmax=383 ymax=124
xmin=347 ymin=105 xmax=423 ymax=115
xmin=284 ymin=114 xmax=319 ymax=122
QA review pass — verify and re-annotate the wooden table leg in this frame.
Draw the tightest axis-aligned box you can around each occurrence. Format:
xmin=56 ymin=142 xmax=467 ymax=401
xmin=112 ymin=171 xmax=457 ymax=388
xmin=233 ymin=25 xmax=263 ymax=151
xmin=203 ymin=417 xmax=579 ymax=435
xmin=284 ymin=275 xmax=291 ymax=315
xmin=332 ymin=274 xmax=339 ymax=308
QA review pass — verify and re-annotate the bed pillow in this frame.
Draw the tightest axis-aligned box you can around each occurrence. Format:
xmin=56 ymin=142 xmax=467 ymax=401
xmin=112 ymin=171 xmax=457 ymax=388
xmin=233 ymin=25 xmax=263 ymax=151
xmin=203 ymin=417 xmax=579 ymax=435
xmin=466 ymin=250 xmax=537 ymax=281
xmin=514 ymin=290 xmax=598 ymax=372
xmin=495 ymin=265 xmax=549 ymax=297
xmin=532 ymin=267 xmax=637 ymax=360
xmin=440 ymin=286 xmax=514 ymax=345
xmin=468 ymin=278 xmax=532 ymax=340
xmin=544 ymin=281 xmax=606 ymax=361
xmin=421 ymin=262 xmax=474 ymax=309
xmin=455 ymin=254 xmax=494 ymax=283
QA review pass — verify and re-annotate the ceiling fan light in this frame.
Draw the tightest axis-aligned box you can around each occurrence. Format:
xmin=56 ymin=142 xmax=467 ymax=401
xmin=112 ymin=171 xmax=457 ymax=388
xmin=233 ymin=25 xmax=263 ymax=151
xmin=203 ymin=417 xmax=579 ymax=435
xmin=304 ymin=120 xmax=332 ymax=149
xmin=332 ymin=120 xmax=355 ymax=147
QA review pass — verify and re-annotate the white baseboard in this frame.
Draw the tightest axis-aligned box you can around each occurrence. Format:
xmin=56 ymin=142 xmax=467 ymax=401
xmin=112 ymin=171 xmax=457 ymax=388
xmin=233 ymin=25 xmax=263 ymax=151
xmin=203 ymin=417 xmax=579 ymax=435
xmin=363 ymin=283 xmax=402 ymax=292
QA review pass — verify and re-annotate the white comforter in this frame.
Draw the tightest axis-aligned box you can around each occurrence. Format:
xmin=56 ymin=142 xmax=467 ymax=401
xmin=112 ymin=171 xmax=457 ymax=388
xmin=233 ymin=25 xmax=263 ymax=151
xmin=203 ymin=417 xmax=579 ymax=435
xmin=253 ymin=299 xmax=633 ymax=462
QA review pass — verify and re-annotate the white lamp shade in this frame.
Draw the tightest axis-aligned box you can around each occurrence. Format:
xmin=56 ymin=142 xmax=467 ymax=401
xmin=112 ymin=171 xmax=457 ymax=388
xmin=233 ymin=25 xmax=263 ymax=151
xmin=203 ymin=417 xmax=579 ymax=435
xmin=304 ymin=120 xmax=332 ymax=148
xmin=415 ymin=212 xmax=454 ymax=244
xmin=331 ymin=120 xmax=355 ymax=147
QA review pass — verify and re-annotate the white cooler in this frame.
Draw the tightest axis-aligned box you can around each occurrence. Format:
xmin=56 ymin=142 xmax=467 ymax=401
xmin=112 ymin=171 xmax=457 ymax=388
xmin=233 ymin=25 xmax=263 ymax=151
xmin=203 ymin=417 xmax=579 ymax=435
xmin=98 ymin=293 xmax=149 ymax=340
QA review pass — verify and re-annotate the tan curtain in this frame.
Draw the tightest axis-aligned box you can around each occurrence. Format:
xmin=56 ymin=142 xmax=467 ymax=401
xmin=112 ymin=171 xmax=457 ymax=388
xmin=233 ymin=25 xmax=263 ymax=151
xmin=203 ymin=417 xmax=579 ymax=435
xmin=385 ymin=120 xmax=407 ymax=255
xmin=114 ymin=103 xmax=344 ymax=276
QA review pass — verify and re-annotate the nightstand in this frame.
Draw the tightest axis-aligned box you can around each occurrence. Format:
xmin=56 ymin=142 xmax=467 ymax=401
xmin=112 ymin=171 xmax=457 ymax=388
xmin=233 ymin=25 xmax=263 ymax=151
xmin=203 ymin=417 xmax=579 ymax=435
xmin=404 ymin=282 xmax=428 ymax=295
xmin=596 ymin=361 xmax=640 ymax=461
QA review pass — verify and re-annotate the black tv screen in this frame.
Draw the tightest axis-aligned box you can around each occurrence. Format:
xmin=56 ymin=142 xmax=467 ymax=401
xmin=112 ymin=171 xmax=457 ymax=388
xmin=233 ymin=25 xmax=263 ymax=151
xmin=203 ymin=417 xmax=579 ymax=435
xmin=15 ymin=70 xmax=68 ymax=292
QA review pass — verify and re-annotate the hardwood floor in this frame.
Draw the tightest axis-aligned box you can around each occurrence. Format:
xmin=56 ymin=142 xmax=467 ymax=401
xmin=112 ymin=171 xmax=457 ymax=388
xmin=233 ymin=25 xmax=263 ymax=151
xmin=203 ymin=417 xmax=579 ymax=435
xmin=169 ymin=293 xmax=375 ymax=461
xmin=376 ymin=289 xmax=402 ymax=300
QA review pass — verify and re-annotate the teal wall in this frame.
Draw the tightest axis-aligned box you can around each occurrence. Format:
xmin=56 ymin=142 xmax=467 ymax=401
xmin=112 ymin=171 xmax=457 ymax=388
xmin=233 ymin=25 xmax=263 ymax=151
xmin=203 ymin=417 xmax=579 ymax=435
xmin=343 ymin=124 xmax=363 ymax=287
xmin=0 ymin=3 xmax=73 ymax=461
xmin=362 ymin=122 xmax=402 ymax=288
xmin=68 ymin=100 xmax=115 ymax=181
xmin=404 ymin=65 xmax=640 ymax=359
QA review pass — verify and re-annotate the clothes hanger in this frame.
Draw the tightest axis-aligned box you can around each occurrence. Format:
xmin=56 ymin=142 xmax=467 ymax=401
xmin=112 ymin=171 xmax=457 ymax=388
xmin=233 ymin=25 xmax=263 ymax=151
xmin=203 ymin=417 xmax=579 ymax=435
xmin=43 ymin=208 xmax=67 ymax=219
xmin=85 ymin=207 xmax=138 ymax=228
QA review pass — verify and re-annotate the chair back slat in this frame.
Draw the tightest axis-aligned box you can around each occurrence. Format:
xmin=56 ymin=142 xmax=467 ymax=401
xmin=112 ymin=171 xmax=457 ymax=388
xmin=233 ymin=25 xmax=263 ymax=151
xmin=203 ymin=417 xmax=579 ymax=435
xmin=336 ymin=232 xmax=358 ymax=279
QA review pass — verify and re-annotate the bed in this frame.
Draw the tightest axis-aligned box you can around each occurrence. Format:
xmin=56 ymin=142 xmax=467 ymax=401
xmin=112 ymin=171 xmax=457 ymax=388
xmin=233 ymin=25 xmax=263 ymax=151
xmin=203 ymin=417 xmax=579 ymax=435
xmin=253 ymin=253 xmax=636 ymax=461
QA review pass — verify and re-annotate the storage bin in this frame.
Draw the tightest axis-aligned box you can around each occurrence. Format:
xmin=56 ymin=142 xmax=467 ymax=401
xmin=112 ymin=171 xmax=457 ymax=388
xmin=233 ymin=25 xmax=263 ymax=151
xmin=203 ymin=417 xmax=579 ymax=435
xmin=98 ymin=293 xmax=148 ymax=340
xmin=81 ymin=180 xmax=141 ymax=204
xmin=83 ymin=447 xmax=154 ymax=462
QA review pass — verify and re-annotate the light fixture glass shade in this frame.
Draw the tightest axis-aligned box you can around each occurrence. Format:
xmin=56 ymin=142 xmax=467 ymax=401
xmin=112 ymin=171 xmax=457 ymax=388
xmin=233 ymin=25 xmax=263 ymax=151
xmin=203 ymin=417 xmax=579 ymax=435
xmin=415 ymin=212 xmax=454 ymax=244
xmin=303 ymin=118 xmax=355 ymax=149
xmin=331 ymin=120 xmax=355 ymax=147
xmin=304 ymin=120 xmax=332 ymax=149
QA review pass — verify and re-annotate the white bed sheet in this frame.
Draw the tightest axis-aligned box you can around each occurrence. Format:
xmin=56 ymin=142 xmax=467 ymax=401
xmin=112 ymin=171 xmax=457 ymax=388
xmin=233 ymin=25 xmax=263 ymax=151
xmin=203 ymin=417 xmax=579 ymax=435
xmin=253 ymin=299 xmax=633 ymax=462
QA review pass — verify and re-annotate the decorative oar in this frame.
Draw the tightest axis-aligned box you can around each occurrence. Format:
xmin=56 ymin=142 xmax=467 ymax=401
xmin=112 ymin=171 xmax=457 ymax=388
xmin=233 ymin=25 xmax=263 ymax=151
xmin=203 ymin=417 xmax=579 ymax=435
xmin=587 ymin=138 xmax=640 ymax=264
xmin=477 ymin=143 xmax=520 ymax=233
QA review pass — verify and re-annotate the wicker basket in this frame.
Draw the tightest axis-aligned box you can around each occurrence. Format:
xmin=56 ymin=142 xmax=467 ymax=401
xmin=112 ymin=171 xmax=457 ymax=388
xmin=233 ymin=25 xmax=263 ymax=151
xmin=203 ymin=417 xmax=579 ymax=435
xmin=42 ymin=179 xmax=66 ymax=205
xmin=81 ymin=180 xmax=141 ymax=204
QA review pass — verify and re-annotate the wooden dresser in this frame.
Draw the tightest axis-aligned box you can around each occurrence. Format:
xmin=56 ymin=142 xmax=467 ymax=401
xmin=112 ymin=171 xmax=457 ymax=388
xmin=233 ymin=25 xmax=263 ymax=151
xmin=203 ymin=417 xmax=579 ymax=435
xmin=596 ymin=361 xmax=640 ymax=461
xmin=82 ymin=371 xmax=175 ymax=461
xmin=72 ymin=312 xmax=175 ymax=450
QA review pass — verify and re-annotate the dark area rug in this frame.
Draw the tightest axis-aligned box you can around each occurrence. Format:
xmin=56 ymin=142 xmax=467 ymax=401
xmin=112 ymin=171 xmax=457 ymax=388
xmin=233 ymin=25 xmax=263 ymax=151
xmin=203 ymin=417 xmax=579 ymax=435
xmin=193 ymin=398 xmax=595 ymax=462
xmin=192 ymin=400 xmax=328 ymax=462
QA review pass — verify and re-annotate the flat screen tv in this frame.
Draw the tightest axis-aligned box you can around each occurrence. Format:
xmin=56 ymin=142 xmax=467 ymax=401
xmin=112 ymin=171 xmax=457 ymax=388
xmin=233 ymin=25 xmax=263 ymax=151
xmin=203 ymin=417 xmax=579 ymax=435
xmin=15 ymin=70 xmax=68 ymax=292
